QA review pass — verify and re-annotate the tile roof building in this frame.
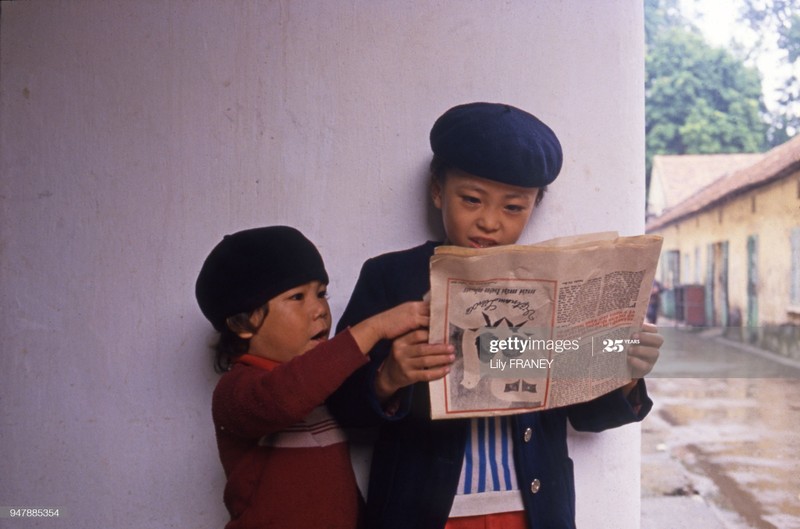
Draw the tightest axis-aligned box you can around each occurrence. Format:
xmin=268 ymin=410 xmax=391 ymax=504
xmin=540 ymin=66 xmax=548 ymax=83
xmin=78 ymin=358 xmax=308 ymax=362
xmin=647 ymin=153 xmax=764 ymax=218
xmin=646 ymin=136 xmax=800 ymax=360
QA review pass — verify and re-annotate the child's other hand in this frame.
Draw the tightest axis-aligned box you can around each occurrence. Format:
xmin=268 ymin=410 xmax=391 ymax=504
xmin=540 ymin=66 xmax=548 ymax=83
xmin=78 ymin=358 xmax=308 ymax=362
xmin=627 ymin=322 xmax=662 ymax=378
xmin=350 ymin=301 xmax=431 ymax=356
xmin=375 ymin=301 xmax=431 ymax=341
xmin=374 ymin=329 xmax=454 ymax=402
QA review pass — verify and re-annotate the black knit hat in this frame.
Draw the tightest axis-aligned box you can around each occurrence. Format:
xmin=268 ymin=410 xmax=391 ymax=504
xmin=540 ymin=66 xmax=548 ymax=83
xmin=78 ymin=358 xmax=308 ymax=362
xmin=195 ymin=226 xmax=329 ymax=331
xmin=430 ymin=102 xmax=562 ymax=188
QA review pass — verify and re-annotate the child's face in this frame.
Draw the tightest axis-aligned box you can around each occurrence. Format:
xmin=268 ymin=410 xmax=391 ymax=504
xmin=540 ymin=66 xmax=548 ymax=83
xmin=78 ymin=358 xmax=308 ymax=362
xmin=431 ymin=169 xmax=539 ymax=248
xmin=245 ymin=280 xmax=332 ymax=363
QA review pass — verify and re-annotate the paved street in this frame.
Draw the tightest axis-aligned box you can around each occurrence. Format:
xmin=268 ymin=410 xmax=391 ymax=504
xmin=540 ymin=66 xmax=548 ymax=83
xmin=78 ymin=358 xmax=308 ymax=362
xmin=641 ymin=326 xmax=800 ymax=529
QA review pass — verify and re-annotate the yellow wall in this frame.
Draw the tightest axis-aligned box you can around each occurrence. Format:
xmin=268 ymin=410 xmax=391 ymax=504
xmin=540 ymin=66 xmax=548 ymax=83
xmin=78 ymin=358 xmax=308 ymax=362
xmin=652 ymin=170 xmax=800 ymax=325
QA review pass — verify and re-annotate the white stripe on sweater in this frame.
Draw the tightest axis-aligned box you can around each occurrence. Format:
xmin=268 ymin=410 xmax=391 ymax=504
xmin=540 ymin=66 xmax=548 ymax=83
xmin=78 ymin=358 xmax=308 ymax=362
xmin=258 ymin=406 xmax=347 ymax=448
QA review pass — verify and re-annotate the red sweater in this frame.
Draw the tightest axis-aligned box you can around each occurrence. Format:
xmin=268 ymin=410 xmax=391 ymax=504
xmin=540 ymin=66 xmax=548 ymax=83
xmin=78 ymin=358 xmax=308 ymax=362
xmin=212 ymin=330 xmax=368 ymax=529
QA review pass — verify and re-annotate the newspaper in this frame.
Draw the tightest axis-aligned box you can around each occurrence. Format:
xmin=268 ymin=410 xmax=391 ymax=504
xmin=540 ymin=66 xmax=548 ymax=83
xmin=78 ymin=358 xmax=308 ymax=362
xmin=428 ymin=232 xmax=663 ymax=420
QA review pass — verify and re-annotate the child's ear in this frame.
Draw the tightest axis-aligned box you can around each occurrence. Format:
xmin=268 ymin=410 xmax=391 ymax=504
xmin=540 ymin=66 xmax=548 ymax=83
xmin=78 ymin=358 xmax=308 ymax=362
xmin=225 ymin=314 xmax=257 ymax=339
xmin=431 ymin=179 xmax=444 ymax=209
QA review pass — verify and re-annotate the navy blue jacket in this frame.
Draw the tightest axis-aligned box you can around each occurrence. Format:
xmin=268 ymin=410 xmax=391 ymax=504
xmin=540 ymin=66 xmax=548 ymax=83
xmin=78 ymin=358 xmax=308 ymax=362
xmin=329 ymin=242 xmax=652 ymax=529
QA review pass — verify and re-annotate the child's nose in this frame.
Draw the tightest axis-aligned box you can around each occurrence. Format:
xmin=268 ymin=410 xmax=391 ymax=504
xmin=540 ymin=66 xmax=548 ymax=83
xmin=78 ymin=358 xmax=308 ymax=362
xmin=310 ymin=298 xmax=329 ymax=318
xmin=477 ymin=209 xmax=500 ymax=232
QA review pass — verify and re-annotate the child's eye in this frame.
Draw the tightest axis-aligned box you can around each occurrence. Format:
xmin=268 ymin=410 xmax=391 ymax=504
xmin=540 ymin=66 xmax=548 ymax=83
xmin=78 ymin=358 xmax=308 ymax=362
xmin=318 ymin=290 xmax=329 ymax=299
xmin=461 ymin=195 xmax=481 ymax=205
xmin=289 ymin=293 xmax=305 ymax=301
xmin=505 ymin=204 xmax=526 ymax=213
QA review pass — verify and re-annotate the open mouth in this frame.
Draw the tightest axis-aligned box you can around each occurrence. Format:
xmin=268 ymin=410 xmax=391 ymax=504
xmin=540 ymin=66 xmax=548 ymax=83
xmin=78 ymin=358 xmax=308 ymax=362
xmin=469 ymin=238 xmax=498 ymax=248
xmin=311 ymin=329 xmax=329 ymax=341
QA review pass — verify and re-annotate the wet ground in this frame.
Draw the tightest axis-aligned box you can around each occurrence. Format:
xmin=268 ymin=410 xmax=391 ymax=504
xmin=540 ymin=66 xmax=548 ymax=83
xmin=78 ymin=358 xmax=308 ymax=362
xmin=642 ymin=326 xmax=800 ymax=529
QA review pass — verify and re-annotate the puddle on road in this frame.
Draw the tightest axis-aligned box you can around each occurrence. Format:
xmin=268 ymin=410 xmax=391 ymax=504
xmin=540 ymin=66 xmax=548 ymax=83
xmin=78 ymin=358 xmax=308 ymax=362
xmin=650 ymin=377 xmax=800 ymax=529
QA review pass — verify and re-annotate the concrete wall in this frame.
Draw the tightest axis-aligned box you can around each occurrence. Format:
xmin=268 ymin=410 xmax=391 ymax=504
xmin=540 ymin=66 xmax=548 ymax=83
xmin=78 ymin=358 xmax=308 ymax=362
xmin=0 ymin=1 xmax=646 ymax=527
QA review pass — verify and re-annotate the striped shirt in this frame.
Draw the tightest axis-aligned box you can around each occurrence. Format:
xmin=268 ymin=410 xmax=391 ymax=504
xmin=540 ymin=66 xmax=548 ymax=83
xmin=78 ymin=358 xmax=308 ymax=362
xmin=450 ymin=417 xmax=524 ymax=517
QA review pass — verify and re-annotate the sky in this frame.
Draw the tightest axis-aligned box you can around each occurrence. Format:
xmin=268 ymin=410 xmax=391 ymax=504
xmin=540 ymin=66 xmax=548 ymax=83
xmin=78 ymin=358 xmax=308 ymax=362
xmin=680 ymin=0 xmax=748 ymax=46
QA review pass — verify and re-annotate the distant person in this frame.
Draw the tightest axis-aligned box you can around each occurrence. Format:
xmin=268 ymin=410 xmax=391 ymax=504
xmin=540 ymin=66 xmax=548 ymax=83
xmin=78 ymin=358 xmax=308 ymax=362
xmin=195 ymin=225 xmax=442 ymax=529
xmin=647 ymin=280 xmax=664 ymax=324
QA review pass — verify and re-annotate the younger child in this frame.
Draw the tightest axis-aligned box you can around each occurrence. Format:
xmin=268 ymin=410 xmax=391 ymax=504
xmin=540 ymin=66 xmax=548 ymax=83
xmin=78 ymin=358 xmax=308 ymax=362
xmin=195 ymin=225 xmax=445 ymax=529
xmin=329 ymin=102 xmax=663 ymax=529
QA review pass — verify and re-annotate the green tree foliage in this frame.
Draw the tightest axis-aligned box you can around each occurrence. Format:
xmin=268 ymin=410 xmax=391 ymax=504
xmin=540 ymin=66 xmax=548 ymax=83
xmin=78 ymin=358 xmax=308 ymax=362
xmin=740 ymin=0 xmax=800 ymax=145
xmin=645 ymin=0 xmax=768 ymax=184
xmin=645 ymin=0 xmax=687 ymax=47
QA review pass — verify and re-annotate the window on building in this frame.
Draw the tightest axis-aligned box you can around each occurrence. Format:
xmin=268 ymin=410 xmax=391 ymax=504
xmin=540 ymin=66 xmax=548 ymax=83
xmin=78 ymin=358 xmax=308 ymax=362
xmin=694 ymin=246 xmax=701 ymax=284
xmin=684 ymin=254 xmax=690 ymax=285
xmin=747 ymin=235 xmax=758 ymax=327
xmin=664 ymin=250 xmax=680 ymax=288
xmin=792 ymin=227 xmax=800 ymax=306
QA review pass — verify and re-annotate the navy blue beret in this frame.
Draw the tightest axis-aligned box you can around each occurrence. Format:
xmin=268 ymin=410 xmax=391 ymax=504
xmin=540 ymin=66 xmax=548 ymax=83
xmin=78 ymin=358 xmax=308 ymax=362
xmin=429 ymin=102 xmax=562 ymax=188
xmin=195 ymin=226 xmax=328 ymax=331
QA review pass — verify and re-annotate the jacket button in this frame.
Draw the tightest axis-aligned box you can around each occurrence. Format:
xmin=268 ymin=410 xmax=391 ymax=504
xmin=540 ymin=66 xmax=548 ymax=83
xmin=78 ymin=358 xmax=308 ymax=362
xmin=530 ymin=479 xmax=541 ymax=494
xmin=523 ymin=427 xmax=533 ymax=443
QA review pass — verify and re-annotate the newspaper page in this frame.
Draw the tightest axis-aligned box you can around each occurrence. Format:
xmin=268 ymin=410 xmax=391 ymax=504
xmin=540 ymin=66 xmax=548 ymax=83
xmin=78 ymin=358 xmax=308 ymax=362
xmin=428 ymin=232 xmax=663 ymax=420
